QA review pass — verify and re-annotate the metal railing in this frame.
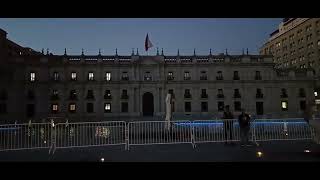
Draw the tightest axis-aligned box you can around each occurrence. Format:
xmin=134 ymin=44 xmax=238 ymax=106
xmin=0 ymin=122 xmax=51 ymax=151
xmin=127 ymin=121 xmax=192 ymax=149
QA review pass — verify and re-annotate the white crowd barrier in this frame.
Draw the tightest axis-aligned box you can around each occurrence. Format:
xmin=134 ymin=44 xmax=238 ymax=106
xmin=54 ymin=121 xmax=126 ymax=149
xmin=0 ymin=122 xmax=51 ymax=151
xmin=128 ymin=121 xmax=193 ymax=149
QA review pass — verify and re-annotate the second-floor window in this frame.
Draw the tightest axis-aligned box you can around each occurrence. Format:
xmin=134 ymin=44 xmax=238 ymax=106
xmin=71 ymin=72 xmax=77 ymax=81
xmin=299 ymin=88 xmax=306 ymax=98
xmin=217 ymin=89 xmax=224 ymax=98
xmin=52 ymin=104 xmax=58 ymax=114
xmin=200 ymin=71 xmax=207 ymax=80
xmin=53 ymin=72 xmax=59 ymax=81
xmin=86 ymin=90 xmax=95 ymax=99
xmin=121 ymin=90 xmax=128 ymax=99
xmin=234 ymin=89 xmax=241 ymax=98
xmin=144 ymin=72 xmax=152 ymax=81
xmin=121 ymin=72 xmax=129 ymax=80
xmin=255 ymin=71 xmax=262 ymax=80
xmin=184 ymin=71 xmax=191 ymax=80
xmin=88 ymin=72 xmax=94 ymax=81
xmin=184 ymin=89 xmax=191 ymax=98
xmin=167 ymin=72 xmax=174 ymax=80
xmin=105 ymin=72 xmax=111 ymax=81
xmin=201 ymin=89 xmax=208 ymax=98
xmin=233 ymin=71 xmax=240 ymax=80
xmin=104 ymin=90 xmax=112 ymax=99
xmin=216 ymin=71 xmax=223 ymax=80
xmin=30 ymin=72 xmax=36 ymax=82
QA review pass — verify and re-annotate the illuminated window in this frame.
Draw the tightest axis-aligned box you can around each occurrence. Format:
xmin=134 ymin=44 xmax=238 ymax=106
xmin=315 ymin=91 xmax=318 ymax=97
xmin=121 ymin=72 xmax=129 ymax=80
xmin=30 ymin=72 xmax=36 ymax=82
xmin=104 ymin=90 xmax=112 ymax=99
xmin=104 ymin=103 xmax=111 ymax=113
xmin=167 ymin=72 xmax=174 ymax=80
xmin=53 ymin=72 xmax=59 ymax=81
xmin=52 ymin=104 xmax=58 ymax=113
xmin=184 ymin=71 xmax=191 ymax=80
xmin=281 ymin=101 xmax=288 ymax=111
xmin=69 ymin=103 xmax=76 ymax=113
xmin=71 ymin=72 xmax=77 ymax=81
xmin=88 ymin=72 xmax=94 ymax=81
xmin=105 ymin=72 xmax=111 ymax=81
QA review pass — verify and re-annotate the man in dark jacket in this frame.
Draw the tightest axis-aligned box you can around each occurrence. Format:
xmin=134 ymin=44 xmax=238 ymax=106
xmin=223 ymin=105 xmax=234 ymax=145
xmin=238 ymin=109 xmax=251 ymax=146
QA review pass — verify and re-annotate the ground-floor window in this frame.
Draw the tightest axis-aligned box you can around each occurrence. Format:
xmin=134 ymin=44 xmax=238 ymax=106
xmin=104 ymin=103 xmax=111 ymax=113
xmin=27 ymin=104 xmax=35 ymax=117
xmin=281 ymin=101 xmax=288 ymax=111
xmin=300 ymin=100 xmax=306 ymax=111
xmin=121 ymin=102 xmax=128 ymax=112
xmin=87 ymin=103 xmax=94 ymax=113
xmin=256 ymin=102 xmax=264 ymax=115
xmin=0 ymin=103 xmax=7 ymax=114
xmin=218 ymin=101 xmax=224 ymax=111
xmin=201 ymin=102 xmax=208 ymax=112
xmin=51 ymin=104 xmax=58 ymax=114
xmin=185 ymin=102 xmax=191 ymax=112
xmin=69 ymin=103 xmax=76 ymax=113
xmin=234 ymin=101 xmax=241 ymax=111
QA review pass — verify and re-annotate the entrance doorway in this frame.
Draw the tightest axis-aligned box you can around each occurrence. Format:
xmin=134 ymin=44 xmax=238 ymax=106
xmin=143 ymin=92 xmax=154 ymax=116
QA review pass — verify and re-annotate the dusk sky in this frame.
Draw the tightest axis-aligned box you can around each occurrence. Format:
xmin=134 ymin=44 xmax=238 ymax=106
xmin=0 ymin=18 xmax=282 ymax=56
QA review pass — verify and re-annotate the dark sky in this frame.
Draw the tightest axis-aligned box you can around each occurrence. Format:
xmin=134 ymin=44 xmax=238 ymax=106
xmin=0 ymin=18 xmax=282 ymax=56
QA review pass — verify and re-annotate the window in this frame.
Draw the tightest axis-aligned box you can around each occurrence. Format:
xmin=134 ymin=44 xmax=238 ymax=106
xmin=281 ymin=88 xmax=288 ymax=98
xmin=201 ymin=102 xmax=208 ymax=112
xmin=88 ymin=72 xmax=94 ymax=81
xmin=30 ymin=72 xmax=36 ymax=82
xmin=299 ymin=88 xmax=306 ymax=98
xmin=121 ymin=90 xmax=128 ymax=99
xmin=86 ymin=90 xmax=94 ymax=99
xmin=0 ymin=90 xmax=7 ymax=100
xmin=234 ymin=101 xmax=241 ymax=111
xmin=104 ymin=103 xmax=111 ymax=113
xmin=0 ymin=103 xmax=7 ymax=114
xmin=256 ymin=102 xmax=264 ymax=115
xmin=71 ymin=72 xmax=77 ymax=81
xmin=69 ymin=90 xmax=77 ymax=100
xmin=184 ymin=89 xmax=191 ymax=98
xmin=27 ymin=90 xmax=35 ymax=100
xmin=184 ymin=71 xmax=191 ymax=80
xmin=69 ymin=103 xmax=76 ymax=113
xmin=216 ymin=71 xmax=223 ymax=80
xmin=121 ymin=102 xmax=128 ymax=112
xmin=104 ymin=90 xmax=112 ymax=99
xmin=315 ymin=91 xmax=318 ymax=97
xmin=255 ymin=71 xmax=262 ymax=80
xmin=53 ymin=72 xmax=59 ymax=81
xmin=218 ymin=101 xmax=224 ymax=111
xmin=234 ymin=89 xmax=241 ymax=98
xmin=87 ymin=103 xmax=94 ymax=113
xmin=201 ymin=89 xmax=208 ymax=98
xmin=51 ymin=90 xmax=59 ymax=100
xmin=281 ymin=101 xmax=288 ymax=111
xmin=105 ymin=72 xmax=111 ymax=81
xmin=144 ymin=72 xmax=152 ymax=81
xmin=167 ymin=72 xmax=174 ymax=80
xmin=26 ymin=104 xmax=35 ymax=117
xmin=121 ymin=72 xmax=129 ymax=81
xmin=217 ymin=89 xmax=224 ymax=98
xmin=300 ymin=101 xmax=306 ymax=111
xmin=256 ymin=89 xmax=263 ymax=98
xmin=185 ymin=102 xmax=191 ymax=112
xmin=51 ymin=104 xmax=58 ymax=113
xmin=233 ymin=71 xmax=240 ymax=80
xmin=200 ymin=71 xmax=207 ymax=80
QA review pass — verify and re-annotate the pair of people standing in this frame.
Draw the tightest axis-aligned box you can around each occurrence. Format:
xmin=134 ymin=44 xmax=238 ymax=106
xmin=223 ymin=106 xmax=252 ymax=146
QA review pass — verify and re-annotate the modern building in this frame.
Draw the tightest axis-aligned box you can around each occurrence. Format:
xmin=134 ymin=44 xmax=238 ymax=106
xmin=0 ymin=28 xmax=317 ymax=123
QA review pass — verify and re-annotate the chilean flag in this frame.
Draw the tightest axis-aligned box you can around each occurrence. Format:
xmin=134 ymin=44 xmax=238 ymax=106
xmin=145 ymin=33 xmax=153 ymax=51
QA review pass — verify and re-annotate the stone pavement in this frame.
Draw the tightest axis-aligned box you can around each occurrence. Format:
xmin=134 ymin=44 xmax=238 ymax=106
xmin=0 ymin=141 xmax=320 ymax=162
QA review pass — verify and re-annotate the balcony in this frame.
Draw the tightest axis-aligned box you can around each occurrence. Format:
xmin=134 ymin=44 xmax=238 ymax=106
xmin=233 ymin=94 xmax=241 ymax=98
xmin=184 ymin=94 xmax=192 ymax=99
xmin=255 ymin=76 xmax=262 ymax=80
xmin=184 ymin=77 xmax=191 ymax=80
xmin=121 ymin=95 xmax=129 ymax=99
xmin=69 ymin=95 xmax=78 ymax=100
xmin=217 ymin=94 xmax=224 ymax=98
xmin=233 ymin=76 xmax=240 ymax=80
xmin=121 ymin=77 xmax=129 ymax=81
xmin=144 ymin=77 xmax=152 ymax=81
xmin=167 ymin=76 xmax=174 ymax=80
xmin=216 ymin=77 xmax=223 ymax=80
xmin=256 ymin=94 xmax=264 ymax=98
xmin=200 ymin=76 xmax=207 ymax=80
xmin=201 ymin=94 xmax=208 ymax=99
xmin=104 ymin=95 xmax=112 ymax=99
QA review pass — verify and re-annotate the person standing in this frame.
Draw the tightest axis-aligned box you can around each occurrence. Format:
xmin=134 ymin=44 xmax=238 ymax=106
xmin=223 ymin=105 xmax=234 ymax=145
xmin=238 ymin=109 xmax=252 ymax=147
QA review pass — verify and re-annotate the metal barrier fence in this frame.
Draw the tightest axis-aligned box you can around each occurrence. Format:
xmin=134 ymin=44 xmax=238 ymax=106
xmin=128 ymin=121 xmax=193 ymax=149
xmin=54 ymin=121 xmax=126 ymax=149
xmin=0 ymin=122 xmax=51 ymax=151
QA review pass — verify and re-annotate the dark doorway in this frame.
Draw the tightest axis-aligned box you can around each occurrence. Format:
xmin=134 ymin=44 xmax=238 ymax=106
xmin=143 ymin=92 xmax=154 ymax=116
xmin=27 ymin=104 xmax=35 ymax=118
xmin=256 ymin=102 xmax=264 ymax=115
